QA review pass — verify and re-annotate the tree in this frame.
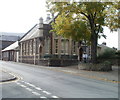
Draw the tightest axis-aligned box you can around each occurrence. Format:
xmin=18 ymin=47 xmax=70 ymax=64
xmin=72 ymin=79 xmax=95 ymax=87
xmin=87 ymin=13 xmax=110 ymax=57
xmin=47 ymin=1 xmax=119 ymax=64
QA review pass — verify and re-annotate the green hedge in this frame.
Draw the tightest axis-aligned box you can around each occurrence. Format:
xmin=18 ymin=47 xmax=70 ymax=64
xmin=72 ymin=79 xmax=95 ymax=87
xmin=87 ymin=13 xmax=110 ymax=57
xmin=98 ymin=49 xmax=116 ymax=59
xmin=79 ymin=61 xmax=112 ymax=71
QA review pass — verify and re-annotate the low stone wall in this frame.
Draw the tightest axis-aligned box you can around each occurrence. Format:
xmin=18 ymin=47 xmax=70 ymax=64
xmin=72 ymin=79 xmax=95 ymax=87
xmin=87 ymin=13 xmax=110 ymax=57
xmin=19 ymin=58 xmax=78 ymax=67
xmin=36 ymin=59 xmax=78 ymax=67
xmin=19 ymin=55 xmax=78 ymax=67
xmin=37 ymin=60 xmax=49 ymax=66
xmin=49 ymin=59 xmax=78 ymax=67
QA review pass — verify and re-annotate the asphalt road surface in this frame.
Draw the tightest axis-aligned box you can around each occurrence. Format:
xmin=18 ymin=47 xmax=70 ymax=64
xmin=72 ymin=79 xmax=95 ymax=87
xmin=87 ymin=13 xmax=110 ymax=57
xmin=0 ymin=61 xmax=118 ymax=99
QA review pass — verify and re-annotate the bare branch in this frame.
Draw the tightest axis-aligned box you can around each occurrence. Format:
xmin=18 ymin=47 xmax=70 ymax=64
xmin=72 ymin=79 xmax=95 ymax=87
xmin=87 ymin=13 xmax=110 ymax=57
xmin=80 ymin=12 xmax=89 ymax=19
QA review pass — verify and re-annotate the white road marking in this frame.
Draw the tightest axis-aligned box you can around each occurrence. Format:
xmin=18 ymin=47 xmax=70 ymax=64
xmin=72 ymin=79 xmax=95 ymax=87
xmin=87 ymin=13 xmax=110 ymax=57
xmin=20 ymin=84 xmax=26 ymax=88
xmin=23 ymin=81 xmax=42 ymax=90
xmin=16 ymin=82 xmax=21 ymax=85
xmin=26 ymin=83 xmax=30 ymax=85
xmin=52 ymin=96 xmax=59 ymax=98
xmin=29 ymin=84 xmax=35 ymax=87
xmin=25 ymin=82 xmax=31 ymax=85
xmin=25 ymin=88 xmax=33 ymax=91
xmin=32 ymin=92 xmax=41 ymax=96
xmin=42 ymin=91 xmax=51 ymax=95
xmin=19 ymin=81 xmax=58 ymax=98
xmin=40 ymin=96 xmax=47 ymax=98
xmin=26 ymin=83 xmax=35 ymax=87
xmin=35 ymin=87 xmax=42 ymax=90
xmin=24 ymin=81 xmax=27 ymax=83
xmin=24 ymin=82 xmax=30 ymax=85
xmin=21 ymin=80 xmax=25 ymax=82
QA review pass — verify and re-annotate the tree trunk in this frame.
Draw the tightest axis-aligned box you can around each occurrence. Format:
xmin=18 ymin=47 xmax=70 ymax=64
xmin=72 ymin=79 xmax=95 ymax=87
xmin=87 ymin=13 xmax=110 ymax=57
xmin=88 ymin=16 xmax=98 ymax=64
xmin=78 ymin=41 xmax=83 ymax=61
xmin=91 ymin=32 xmax=98 ymax=64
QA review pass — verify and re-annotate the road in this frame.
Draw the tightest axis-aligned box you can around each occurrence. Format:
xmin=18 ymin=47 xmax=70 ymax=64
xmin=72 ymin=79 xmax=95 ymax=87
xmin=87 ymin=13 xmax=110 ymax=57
xmin=0 ymin=61 xmax=118 ymax=99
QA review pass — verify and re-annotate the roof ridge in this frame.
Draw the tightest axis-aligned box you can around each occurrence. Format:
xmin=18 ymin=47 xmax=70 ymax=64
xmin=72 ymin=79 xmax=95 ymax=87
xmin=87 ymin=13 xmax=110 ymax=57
xmin=19 ymin=24 xmax=37 ymax=41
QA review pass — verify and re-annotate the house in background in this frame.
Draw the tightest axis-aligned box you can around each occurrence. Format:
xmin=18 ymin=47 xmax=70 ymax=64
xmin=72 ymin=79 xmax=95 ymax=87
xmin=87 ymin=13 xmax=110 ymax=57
xmin=2 ymin=41 xmax=19 ymax=62
xmin=0 ymin=34 xmax=20 ymax=59
xmin=18 ymin=15 xmax=87 ymax=66
xmin=97 ymin=42 xmax=116 ymax=56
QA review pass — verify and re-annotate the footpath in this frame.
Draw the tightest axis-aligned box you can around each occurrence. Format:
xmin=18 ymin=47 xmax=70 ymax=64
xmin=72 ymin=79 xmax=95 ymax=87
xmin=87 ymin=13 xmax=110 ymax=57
xmin=45 ymin=65 xmax=119 ymax=83
xmin=0 ymin=61 xmax=119 ymax=83
xmin=0 ymin=70 xmax=17 ymax=83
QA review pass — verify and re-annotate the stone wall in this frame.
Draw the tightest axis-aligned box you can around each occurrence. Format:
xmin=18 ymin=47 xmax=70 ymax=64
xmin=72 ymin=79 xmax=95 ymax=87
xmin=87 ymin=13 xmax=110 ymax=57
xmin=48 ymin=59 xmax=78 ymax=67
xmin=19 ymin=55 xmax=78 ymax=67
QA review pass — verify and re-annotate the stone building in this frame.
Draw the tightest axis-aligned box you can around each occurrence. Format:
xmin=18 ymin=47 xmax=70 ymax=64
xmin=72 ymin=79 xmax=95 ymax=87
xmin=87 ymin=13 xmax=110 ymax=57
xmin=19 ymin=16 xmax=86 ymax=66
xmin=0 ymin=34 xmax=20 ymax=60
xmin=2 ymin=41 xmax=19 ymax=62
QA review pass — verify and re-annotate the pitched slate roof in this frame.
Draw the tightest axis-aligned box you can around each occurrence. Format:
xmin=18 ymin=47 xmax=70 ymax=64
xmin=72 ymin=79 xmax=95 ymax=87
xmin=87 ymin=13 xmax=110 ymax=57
xmin=20 ymin=24 xmax=38 ymax=42
xmin=20 ymin=20 xmax=52 ymax=42
xmin=2 ymin=41 xmax=19 ymax=52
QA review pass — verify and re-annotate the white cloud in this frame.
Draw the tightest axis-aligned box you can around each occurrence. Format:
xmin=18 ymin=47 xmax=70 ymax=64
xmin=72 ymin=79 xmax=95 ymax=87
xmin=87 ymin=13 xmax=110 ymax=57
xmin=0 ymin=0 xmax=47 ymax=33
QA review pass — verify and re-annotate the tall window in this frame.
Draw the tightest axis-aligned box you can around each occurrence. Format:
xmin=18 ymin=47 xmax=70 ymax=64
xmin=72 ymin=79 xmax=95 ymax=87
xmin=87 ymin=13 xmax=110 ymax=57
xmin=61 ymin=39 xmax=64 ymax=53
xmin=72 ymin=41 xmax=76 ymax=54
xmin=4 ymin=52 xmax=8 ymax=57
xmin=28 ymin=41 xmax=30 ymax=55
xmin=31 ymin=40 xmax=33 ymax=55
xmin=55 ymin=39 xmax=58 ymax=54
xmin=45 ymin=38 xmax=50 ymax=54
xmin=33 ymin=40 xmax=35 ymax=54
xmin=36 ymin=39 xmax=38 ymax=54
xmin=30 ymin=40 xmax=32 ymax=55
xmin=65 ymin=40 xmax=69 ymax=54
xmin=26 ymin=41 xmax=29 ymax=55
xmin=26 ymin=42 xmax=27 ymax=55
xmin=25 ymin=42 xmax=26 ymax=55
xmin=23 ymin=43 xmax=25 ymax=55
xmin=61 ymin=39 xmax=69 ymax=54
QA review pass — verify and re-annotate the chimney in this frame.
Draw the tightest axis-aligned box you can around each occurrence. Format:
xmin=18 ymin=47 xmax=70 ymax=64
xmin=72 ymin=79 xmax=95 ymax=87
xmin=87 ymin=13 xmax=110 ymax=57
xmin=39 ymin=17 xmax=43 ymax=24
xmin=46 ymin=14 xmax=51 ymax=21
xmin=102 ymin=42 xmax=106 ymax=45
xmin=39 ymin=17 xmax=43 ymax=37
xmin=39 ymin=17 xmax=43 ymax=29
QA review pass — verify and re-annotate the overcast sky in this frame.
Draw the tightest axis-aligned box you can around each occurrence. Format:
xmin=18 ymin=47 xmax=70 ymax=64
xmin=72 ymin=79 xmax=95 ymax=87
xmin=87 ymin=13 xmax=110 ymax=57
xmin=0 ymin=0 xmax=118 ymax=48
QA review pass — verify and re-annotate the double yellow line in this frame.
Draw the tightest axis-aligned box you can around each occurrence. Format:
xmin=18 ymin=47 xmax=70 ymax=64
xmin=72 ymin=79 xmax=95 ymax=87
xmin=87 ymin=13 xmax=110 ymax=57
xmin=0 ymin=69 xmax=22 ymax=84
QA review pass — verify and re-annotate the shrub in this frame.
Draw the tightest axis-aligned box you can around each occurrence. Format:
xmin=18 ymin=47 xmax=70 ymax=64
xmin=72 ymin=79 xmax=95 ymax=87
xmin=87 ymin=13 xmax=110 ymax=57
xmin=98 ymin=48 xmax=116 ymax=59
xmin=116 ymin=50 xmax=120 ymax=58
xmin=78 ymin=61 xmax=112 ymax=71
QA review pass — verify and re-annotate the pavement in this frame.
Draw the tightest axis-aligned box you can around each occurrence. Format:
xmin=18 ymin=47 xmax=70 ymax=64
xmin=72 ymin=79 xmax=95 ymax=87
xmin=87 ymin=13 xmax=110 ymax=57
xmin=0 ymin=70 xmax=17 ymax=83
xmin=0 ymin=62 xmax=119 ymax=83
xmin=47 ymin=65 xmax=119 ymax=83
